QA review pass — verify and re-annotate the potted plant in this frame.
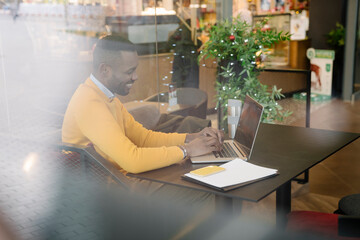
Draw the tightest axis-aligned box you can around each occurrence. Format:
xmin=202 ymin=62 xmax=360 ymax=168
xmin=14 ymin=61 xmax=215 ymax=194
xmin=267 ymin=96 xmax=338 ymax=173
xmin=199 ymin=16 xmax=292 ymax=130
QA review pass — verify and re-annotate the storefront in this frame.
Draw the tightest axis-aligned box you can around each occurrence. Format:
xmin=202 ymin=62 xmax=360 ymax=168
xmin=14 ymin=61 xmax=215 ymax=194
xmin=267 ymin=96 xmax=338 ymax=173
xmin=13 ymin=0 xmax=316 ymax=107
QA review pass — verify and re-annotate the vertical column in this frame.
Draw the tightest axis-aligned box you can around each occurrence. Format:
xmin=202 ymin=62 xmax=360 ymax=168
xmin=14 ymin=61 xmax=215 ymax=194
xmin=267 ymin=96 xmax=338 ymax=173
xmin=343 ymin=0 xmax=359 ymax=101
xmin=216 ymin=0 xmax=233 ymax=21
xmin=137 ymin=0 xmax=142 ymax=15
xmin=0 ymin=33 xmax=11 ymax=133
xmin=163 ymin=0 xmax=174 ymax=11
xmin=190 ymin=0 xmax=197 ymax=44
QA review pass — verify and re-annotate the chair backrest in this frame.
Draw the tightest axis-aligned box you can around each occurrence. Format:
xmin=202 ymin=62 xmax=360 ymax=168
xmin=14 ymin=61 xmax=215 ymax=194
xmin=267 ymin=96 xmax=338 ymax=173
xmin=177 ymin=88 xmax=208 ymax=119
xmin=143 ymin=88 xmax=208 ymax=119
xmin=58 ymin=142 xmax=132 ymax=190
xmin=287 ymin=210 xmax=360 ymax=238
xmin=125 ymin=102 xmax=161 ymax=129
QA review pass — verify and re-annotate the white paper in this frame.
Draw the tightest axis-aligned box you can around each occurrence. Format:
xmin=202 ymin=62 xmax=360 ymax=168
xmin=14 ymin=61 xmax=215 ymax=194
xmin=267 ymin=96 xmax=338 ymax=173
xmin=184 ymin=159 xmax=278 ymax=188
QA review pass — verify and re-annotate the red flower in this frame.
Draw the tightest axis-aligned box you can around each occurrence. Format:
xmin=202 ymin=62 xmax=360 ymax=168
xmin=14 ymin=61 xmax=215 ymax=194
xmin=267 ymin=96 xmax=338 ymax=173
xmin=229 ymin=35 xmax=235 ymax=41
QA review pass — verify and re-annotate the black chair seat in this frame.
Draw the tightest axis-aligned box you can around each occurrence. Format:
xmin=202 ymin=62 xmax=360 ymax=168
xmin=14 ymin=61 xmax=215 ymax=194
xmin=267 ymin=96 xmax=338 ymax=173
xmin=338 ymin=194 xmax=360 ymax=216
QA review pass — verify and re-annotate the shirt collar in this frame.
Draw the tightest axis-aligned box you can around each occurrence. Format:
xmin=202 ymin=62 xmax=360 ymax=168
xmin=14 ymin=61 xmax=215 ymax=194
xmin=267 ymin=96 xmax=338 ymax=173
xmin=90 ymin=74 xmax=115 ymax=100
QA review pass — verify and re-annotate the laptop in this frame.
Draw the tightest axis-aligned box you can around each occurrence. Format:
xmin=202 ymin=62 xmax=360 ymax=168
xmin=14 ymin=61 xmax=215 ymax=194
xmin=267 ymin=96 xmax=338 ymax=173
xmin=191 ymin=95 xmax=264 ymax=163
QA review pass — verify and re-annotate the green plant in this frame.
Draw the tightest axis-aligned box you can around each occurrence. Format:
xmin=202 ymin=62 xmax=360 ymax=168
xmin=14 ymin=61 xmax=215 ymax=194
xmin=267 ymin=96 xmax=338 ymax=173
xmin=326 ymin=22 xmax=345 ymax=49
xmin=217 ymin=65 xmax=292 ymax=123
xmin=199 ymin=16 xmax=292 ymax=124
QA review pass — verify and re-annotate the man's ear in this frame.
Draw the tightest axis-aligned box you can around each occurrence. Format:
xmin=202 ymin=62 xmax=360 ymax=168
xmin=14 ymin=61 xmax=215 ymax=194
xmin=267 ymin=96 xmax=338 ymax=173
xmin=98 ymin=63 xmax=112 ymax=79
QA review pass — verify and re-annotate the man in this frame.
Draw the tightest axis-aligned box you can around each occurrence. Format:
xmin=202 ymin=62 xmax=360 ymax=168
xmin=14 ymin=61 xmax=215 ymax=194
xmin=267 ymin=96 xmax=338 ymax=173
xmin=62 ymin=35 xmax=223 ymax=174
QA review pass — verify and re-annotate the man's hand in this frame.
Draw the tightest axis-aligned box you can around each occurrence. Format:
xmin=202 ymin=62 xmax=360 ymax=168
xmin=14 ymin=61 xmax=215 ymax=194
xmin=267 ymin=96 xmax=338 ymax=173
xmin=185 ymin=127 xmax=224 ymax=144
xmin=199 ymin=127 xmax=224 ymax=144
xmin=184 ymin=135 xmax=222 ymax=157
xmin=183 ymin=127 xmax=224 ymax=157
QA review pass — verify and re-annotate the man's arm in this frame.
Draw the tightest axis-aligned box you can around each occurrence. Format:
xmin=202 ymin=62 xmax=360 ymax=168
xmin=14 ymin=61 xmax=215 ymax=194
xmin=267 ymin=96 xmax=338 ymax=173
xmin=75 ymin=99 xmax=184 ymax=174
xmin=122 ymin=105 xmax=224 ymax=148
xmin=123 ymin=106 xmax=187 ymax=148
xmin=123 ymin=105 xmax=224 ymax=155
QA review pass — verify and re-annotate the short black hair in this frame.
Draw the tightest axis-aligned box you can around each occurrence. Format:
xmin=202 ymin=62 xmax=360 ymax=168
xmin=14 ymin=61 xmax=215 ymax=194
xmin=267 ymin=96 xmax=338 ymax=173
xmin=93 ymin=34 xmax=136 ymax=70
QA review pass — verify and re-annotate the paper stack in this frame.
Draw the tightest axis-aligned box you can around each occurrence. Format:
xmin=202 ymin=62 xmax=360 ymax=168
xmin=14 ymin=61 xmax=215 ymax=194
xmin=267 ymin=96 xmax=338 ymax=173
xmin=183 ymin=159 xmax=278 ymax=191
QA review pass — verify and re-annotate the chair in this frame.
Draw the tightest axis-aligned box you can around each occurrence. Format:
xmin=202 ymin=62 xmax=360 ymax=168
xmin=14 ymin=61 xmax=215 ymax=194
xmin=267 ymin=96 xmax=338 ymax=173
xmin=177 ymin=88 xmax=208 ymax=119
xmin=57 ymin=142 xmax=132 ymax=190
xmin=335 ymin=194 xmax=360 ymax=216
xmin=287 ymin=211 xmax=360 ymax=239
xmin=50 ymin=143 xmax=216 ymax=239
xmin=124 ymin=101 xmax=211 ymax=133
xmin=126 ymin=103 xmax=161 ymax=130
xmin=144 ymin=88 xmax=208 ymax=119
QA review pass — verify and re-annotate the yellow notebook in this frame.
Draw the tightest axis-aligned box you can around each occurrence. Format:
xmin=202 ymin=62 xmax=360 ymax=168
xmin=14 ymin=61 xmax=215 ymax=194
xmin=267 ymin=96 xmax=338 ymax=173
xmin=190 ymin=166 xmax=225 ymax=177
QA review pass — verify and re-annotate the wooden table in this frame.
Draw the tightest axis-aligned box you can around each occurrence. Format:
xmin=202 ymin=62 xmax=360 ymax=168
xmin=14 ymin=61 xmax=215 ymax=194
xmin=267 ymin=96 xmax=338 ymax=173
xmin=128 ymin=124 xmax=360 ymax=228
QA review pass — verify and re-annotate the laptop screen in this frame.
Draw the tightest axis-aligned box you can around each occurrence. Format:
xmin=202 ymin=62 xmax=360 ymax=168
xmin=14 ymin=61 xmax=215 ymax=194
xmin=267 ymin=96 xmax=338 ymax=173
xmin=234 ymin=95 xmax=264 ymax=159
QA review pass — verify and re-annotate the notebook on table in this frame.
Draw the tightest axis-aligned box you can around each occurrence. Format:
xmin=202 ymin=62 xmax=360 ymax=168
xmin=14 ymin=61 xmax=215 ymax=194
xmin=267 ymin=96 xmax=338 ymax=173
xmin=191 ymin=95 xmax=264 ymax=164
xmin=182 ymin=159 xmax=279 ymax=192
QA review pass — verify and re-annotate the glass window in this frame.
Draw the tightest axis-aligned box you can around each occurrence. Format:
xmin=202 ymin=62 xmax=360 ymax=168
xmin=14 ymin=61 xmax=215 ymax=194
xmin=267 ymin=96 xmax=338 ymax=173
xmin=0 ymin=0 xmax=222 ymax=139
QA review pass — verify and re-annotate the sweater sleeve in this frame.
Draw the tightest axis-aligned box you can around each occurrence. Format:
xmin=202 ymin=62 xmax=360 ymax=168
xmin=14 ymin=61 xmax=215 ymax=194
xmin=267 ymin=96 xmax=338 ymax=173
xmin=120 ymin=103 xmax=187 ymax=148
xmin=75 ymin=97 xmax=184 ymax=174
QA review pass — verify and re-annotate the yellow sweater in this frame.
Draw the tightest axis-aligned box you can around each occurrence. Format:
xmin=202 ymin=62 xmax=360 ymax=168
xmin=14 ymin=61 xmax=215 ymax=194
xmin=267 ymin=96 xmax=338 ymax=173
xmin=62 ymin=78 xmax=186 ymax=173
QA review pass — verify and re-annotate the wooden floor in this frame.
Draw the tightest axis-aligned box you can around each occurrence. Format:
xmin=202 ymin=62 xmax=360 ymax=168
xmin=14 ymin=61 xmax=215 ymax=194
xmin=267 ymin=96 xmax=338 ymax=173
xmin=232 ymin=98 xmax=360 ymax=224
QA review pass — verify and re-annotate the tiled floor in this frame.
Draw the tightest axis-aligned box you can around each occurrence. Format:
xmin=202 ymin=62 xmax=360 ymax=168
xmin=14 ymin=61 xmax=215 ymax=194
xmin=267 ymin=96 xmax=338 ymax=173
xmin=295 ymin=99 xmax=360 ymax=204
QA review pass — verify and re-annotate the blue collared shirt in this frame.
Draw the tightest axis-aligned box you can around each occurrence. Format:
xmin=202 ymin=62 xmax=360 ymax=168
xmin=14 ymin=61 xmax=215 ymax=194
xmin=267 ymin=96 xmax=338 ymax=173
xmin=90 ymin=74 xmax=115 ymax=100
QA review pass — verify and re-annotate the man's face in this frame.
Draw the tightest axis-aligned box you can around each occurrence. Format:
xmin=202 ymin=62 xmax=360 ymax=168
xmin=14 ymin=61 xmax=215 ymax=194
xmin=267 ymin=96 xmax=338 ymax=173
xmin=107 ymin=51 xmax=139 ymax=96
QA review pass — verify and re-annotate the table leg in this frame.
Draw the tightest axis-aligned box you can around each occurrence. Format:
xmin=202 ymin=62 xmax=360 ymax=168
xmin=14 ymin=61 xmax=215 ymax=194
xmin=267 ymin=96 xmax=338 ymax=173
xmin=215 ymin=195 xmax=234 ymax=215
xmin=276 ymin=181 xmax=291 ymax=229
xmin=294 ymin=170 xmax=309 ymax=184
xmin=306 ymin=70 xmax=311 ymax=128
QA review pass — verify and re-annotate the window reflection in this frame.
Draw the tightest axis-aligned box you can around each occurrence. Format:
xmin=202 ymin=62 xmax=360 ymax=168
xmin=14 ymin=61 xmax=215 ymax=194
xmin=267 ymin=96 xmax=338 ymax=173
xmin=0 ymin=1 xmax=221 ymax=138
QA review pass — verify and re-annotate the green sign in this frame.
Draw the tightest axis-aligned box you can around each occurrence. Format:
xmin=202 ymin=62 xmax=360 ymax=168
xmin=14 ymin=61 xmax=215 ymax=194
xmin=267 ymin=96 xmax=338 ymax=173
xmin=307 ymin=48 xmax=315 ymax=59
xmin=326 ymin=64 xmax=331 ymax=72
xmin=307 ymin=48 xmax=335 ymax=60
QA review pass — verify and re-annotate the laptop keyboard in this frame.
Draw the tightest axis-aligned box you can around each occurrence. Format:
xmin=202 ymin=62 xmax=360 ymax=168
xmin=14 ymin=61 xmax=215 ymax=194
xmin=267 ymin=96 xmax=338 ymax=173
xmin=213 ymin=142 xmax=239 ymax=158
